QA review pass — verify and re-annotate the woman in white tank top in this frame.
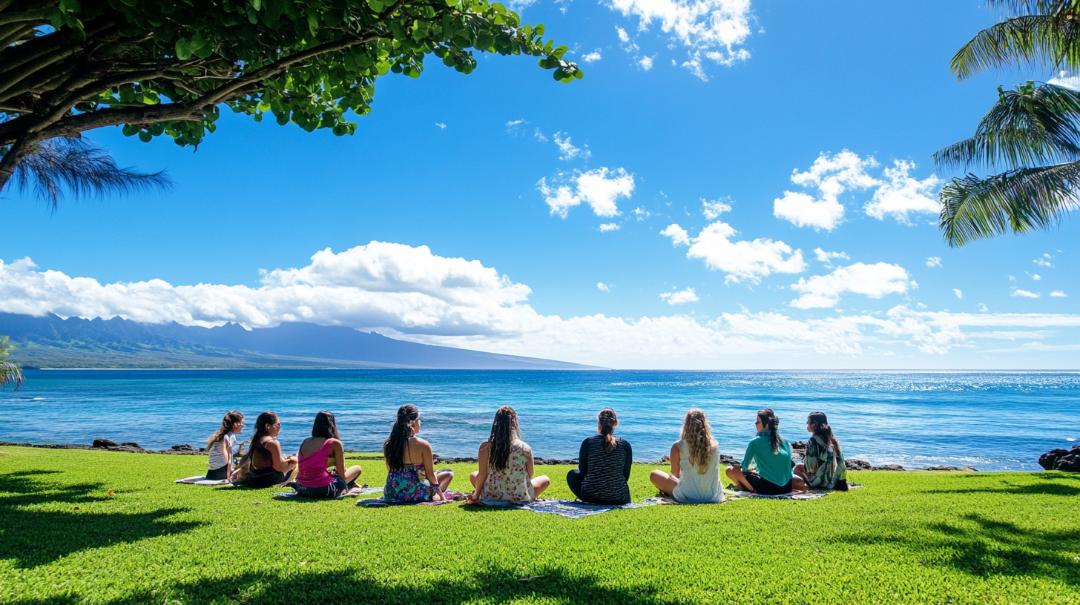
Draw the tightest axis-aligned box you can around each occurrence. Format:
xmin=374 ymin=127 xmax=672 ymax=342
xmin=649 ymin=409 xmax=724 ymax=503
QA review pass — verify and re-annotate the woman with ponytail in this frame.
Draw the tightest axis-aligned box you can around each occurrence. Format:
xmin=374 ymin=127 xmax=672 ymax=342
xmin=726 ymin=408 xmax=795 ymax=495
xmin=468 ymin=406 xmax=550 ymax=504
xmin=794 ymin=411 xmax=848 ymax=491
xmin=567 ymin=408 xmax=632 ymax=504
xmin=235 ymin=411 xmax=297 ymax=488
xmin=649 ymin=409 xmax=723 ymax=503
xmin=205 ymin=411 xmax=244 ymax=481
xmin=292 ymin=411 xmax=363 ymax=498
xmin=382 ymin=404 xmax=454 ymax=502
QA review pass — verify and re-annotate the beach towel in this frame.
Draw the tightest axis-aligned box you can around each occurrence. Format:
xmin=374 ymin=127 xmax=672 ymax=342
xmin=518 ymin=499 xmax=665 ymax=519
xmin=357 ymin=490 xmax=466 ymax=508
xmin=273 ymin=485 xmax=382 ymax=500
xmin=726 ymin=490 xmax=828 ymax=500
xmin=175 ymin=476 xmax=230 ymax=486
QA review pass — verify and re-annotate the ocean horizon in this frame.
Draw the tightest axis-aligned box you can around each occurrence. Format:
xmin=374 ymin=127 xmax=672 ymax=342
xmin=2 ymin=368 xmax=1077 ymax=471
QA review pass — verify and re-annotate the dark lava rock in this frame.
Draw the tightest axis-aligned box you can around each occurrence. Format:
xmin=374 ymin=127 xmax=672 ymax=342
xmin=719 ymin=453 xmax=738 ymax=466
xmin=1040 ymin=445 xmax=1080 ymax=472
xmin=92 ymin=439 xmax=117 ymax=448
xmin=846 ymin=458 xmax=871 ymax=471
xmin=791 ymin=440 xmax=807 ymax=452
xmin=534 ymin=458 xmax=577 ymax=465
xmin=924 ymin=465 xmax=978 ymax=472
xmin=171 ymin=444 xmax=195 ymax=452
xmin=119 ymin=442 xmax=141 ymax=449
xmin=872 ymin=464 xmax=906 ymax=471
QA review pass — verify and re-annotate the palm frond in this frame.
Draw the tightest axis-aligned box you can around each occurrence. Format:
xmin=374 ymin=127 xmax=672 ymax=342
xmin=8 ymin=137 xmax=171 ymax=208
xmin=939 ymin=160 xmax=1080 ymax=246
xmin=985 ymin=1 xmax=1070 ymax=15
xmin=0 ymin=361 xmax=22 ymax=390
xmin=951 ymin=14 xmax=1080 ymax=79
xmin=934 ymin=82 xmax=1080 ymax=169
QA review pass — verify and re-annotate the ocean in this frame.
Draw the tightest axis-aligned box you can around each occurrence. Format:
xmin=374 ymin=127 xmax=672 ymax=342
xmin=1 ymin=369 xmax=1077 ymax=471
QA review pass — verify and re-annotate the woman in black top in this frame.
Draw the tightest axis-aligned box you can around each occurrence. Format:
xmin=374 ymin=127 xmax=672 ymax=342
xmin=566 ymin=408 xmax=632 ymax=504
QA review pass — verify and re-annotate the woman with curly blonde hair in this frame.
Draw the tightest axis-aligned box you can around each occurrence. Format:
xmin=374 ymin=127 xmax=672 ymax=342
xmin=649 ymin=409 xmax=723 ymax=503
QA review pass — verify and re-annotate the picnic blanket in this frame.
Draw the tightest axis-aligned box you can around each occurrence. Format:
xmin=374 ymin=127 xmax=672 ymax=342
xmin=273 ymin=485 xmax=382 ymax=501
xmin=357 ymin=490 xmax=466 ymax=508
xmin=723 ymin=484 xmax=861 ymax=500
xmin=517 ymin=499 xmax=665 ymax=519
xmin=175 ymin=476 xmax=230 ymax=486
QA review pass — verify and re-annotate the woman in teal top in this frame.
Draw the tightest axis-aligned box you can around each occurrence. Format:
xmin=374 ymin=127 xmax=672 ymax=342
xmin=725 ymin=408 xmax=799 ymax=495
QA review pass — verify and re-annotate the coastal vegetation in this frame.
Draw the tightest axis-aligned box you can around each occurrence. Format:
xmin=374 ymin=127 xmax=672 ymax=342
xmin=0 ymin=0 xmax=580 ymax=200
xmin=937 ymin=0 xmax=1080 ymax=245
xmin=1 ymin=445 xmax=1077 ymax=603
xmin=0 ymin=336 xmax=20 ymax=388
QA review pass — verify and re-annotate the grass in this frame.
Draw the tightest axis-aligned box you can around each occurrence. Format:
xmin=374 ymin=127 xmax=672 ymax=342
xmin=0 ymin=446 xmax=1078 ymax=604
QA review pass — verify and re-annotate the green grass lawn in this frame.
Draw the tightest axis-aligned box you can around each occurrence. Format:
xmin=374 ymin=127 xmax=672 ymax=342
xmin=0 ymin=446 xmax=1078 ymax=604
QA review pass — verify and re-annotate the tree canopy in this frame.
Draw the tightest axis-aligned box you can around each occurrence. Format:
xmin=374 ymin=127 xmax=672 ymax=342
xmin=0 ymin=336 xmax=21 ymax=389
xmin=0 ymin=0 xmax=581 ymax=194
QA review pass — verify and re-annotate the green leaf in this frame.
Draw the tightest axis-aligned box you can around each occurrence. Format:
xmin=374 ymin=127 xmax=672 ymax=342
xmin=175 ymin=39 xmax=193 ymax=60
xmin=59 ymin=0 xmax=80 ymax=13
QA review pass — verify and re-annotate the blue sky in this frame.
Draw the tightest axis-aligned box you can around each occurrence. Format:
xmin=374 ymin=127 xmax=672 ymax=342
xmin=2 ymin=0 xmax=1079 ymax=368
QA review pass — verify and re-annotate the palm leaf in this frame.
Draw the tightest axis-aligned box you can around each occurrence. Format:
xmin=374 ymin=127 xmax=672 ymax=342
xmin=8 ymin=137 xmax=171 ymax=208
xmin=939 ymin=160 xmax=1080 ymax=246
xmin=934 ymin=82 xmax=1080 ymax=169
xmin=951 ymin=13 xmax=1080 ymax=79
xmin=0 ymin=361 xmax=21 ymax=390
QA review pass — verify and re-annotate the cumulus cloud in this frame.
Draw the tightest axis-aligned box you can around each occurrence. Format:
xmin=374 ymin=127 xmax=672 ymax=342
xmin=434 ymin=122 xmax=447 ymax=130
xmin=789 ymin=262 xmax=913 ymax=309
xmin=596 ymin=281 xmax=611 ymax=292
xmin=552 ymin=131 xmax=590 ymax=161
xmin=7 ymin=251 xmax=1080 ymax=367
xmin=1049 ymin=70 xmax=1080 ymax=90
xmin=864 ymin=160 xmax=941 ymax=224
xmin=607 ymin=0 xmax=754 ymax=81
xmin=953 ymin=288 xmax=963 ymax=300
xmin=632 ymin=207 xmax=652 ymax=221
xmin=638 ymin=55 xmax=654 ymax=70
xmin=926 ymin=256 xmax=942 ymax=268
xmin=1033 ymin=253 xmax=1053 ymax=268
xmin=660 ymin=287 xmax=699 ymax=305
xmin=582 ymin=50 xmax=603 ymax=63
xmin=813 ymin=248 xmax=849 ymax=267
xmin=665 ymin=221 xmax=806 ymax=283
xmin=1012 ymin=289 xmax=1040 ymax=299
xmin=538 ymin=167 xmax=635 ymax=218
xmin=599 ymin=222 xmax=620 ymax=232
xmin=773 ymin=150 xmax=879 ymax=231
xmin=1051 ymin=290 xmax=1068 ymax=298
xmin=701 ymin=197 xmax=732 ymax=219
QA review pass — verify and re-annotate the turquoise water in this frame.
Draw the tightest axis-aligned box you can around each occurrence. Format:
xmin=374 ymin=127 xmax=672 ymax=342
xmin=2 ymin=370 xmax=1078 ymax=470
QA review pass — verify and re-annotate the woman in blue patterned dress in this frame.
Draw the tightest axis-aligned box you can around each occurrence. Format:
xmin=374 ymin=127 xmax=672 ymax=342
xmin=382 ymin=404 xmax=454 ymax=502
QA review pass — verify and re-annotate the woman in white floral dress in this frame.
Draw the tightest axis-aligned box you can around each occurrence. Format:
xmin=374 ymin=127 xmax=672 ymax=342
xmin=468 ymin=406 xmax=550 ymax=504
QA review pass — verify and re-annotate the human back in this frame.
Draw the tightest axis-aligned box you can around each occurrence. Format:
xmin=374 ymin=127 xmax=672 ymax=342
xmin=569 ymin=408 xmax=632 ymax=504
xmin=671 ymin=410 xmax=723 ymax=503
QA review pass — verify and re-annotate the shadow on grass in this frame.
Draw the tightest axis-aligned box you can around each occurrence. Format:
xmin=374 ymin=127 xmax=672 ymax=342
xmin=42 ymin=566 xmax=675 ymax=605
xmin=0 ymin=471 xmax=204 ymax=569
xmin=922 ymin=474 xmax=1080 ymax=497
xmin=835 ymin=513 xmax=1080 ymax=586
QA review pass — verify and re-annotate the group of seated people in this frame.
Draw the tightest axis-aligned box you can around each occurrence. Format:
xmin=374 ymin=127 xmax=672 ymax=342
xmin=205 ymin=404 xmax=848 ymax=504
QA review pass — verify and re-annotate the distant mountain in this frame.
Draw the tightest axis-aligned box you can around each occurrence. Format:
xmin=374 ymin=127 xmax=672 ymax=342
xmin=0 ymin=313 xmax=592 ymax=370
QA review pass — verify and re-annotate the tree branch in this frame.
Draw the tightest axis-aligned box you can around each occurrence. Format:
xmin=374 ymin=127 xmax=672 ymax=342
xmin=0 ymin=8 xmax=49 ymax=27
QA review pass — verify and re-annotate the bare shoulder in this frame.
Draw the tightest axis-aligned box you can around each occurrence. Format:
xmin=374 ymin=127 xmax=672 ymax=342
xmin=478 ymin=440 xmax=491 ymax=454
xmin=413 ymin=437 xmax=432 ymax=452
xmin=670 ymin=441 xmax=680 ymax=454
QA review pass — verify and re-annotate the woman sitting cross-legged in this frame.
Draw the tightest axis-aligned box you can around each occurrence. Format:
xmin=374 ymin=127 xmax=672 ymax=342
xmin=382 ymin=404 xmax=454 ymax=502
xmin=649 ymin=409 xmax=723 ymax=503
xmin=235 ymin=411 xmax=297 ymax=488
xmin=726 ymin=408 xmax=801 ymax=495
xmin=291 ymin=411 xmax=363 ymax=498
xmin=468 ymin=406 xmax=550 ymax=504
xmin=566 ymin=408 xmax=632 ymax=504
xmin=794 ymin=411 xmax=848 ymax=491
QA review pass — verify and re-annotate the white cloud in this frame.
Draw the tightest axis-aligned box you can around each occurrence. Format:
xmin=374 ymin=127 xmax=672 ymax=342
xmin=660 ymin=287 xmax=699 ymax=305
xmin=953 ymin=288 xmax=963 ymax=300
xmin=1049 ymin=70 xmax=1080 ymax=90
xmin=978 ymin=303 xmax=989 ymax=312
xmin=638 ymin=55 xmax=654 ymax=71
xmin=507 ymin=0 xmax=538 ymax=10
xmin=599 ymin=222 xmax=620 ymax=232
xmin=864 ymin=160 xmax=941 ymax=224
xmin=632 ymin=207 xmax=652 ymax=221
xmin=926 ymin=256 xmax=942 ymax=268
xmin=1051 ymin=290 xmax=1068 ymax=298
xmin=538 ymin=167 xmax=635 ymax=218
xmin=701 ymin=197 xmax=732 ymax=219
xmin=1033 ymin=253 xmax=1053 ymax=268
xmin=505 ymin=119 xmax=526 ymax=128
xmin=667 ymin=221 xmax=806 ymax=283
xmin=532 ymin=128 xmax=549 ymax=143
xmin=660 ymin=224 xmax=691 ymax=246
xmin=1031 ymin=273 xmax=1042 ymax=281
xmin=8 ymin=252 xmax=1080 ymax=368
xmin=773 ymin=150 xmax=879 ymax=231
xmin=582 ymin=50 xmax=603 ymax=63
xmin=596 ymin=281 xmax=611 ymax=292
xmin=607 ymin=0 xmax=754 ymax=81
xmin=552 ymin=131 xmax=590 ymax=161
xmin=434 ymin=122 xmax=447 ymax=130
xmin=1012 ymin=289 xmax=1041 ymax=299
xmin=813 ymin=248 xmax=849 ymax=267
xmin=789 ymin=262 xmax=912 ymax=309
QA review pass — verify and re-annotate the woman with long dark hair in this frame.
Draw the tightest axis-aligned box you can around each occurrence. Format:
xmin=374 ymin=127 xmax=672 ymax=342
xmin=382 ymin=404 xmax=453 ymax=502
xmin=292 ymin=411 xmax=363 ymax=498
xmin=205 ymin=410 xmax=244 ymax=481
xmin=649 ymin=409 xmax=723 ymax=503
xmin=725 ymin=408 xmax=795 ymax=495
xmin=468 ymin=406 xmax=549 ymax=504
xmin=567 ymin=408 xmax=632 ymax=504
xmin=235 ymin=411 xmax=296 ymax=488
xmin=794 ymin=411 xmax=848 ymax=491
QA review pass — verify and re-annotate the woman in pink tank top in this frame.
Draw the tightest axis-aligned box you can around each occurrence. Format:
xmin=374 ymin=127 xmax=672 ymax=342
xmin=292 ymin=411 xmax=363 ymax=498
